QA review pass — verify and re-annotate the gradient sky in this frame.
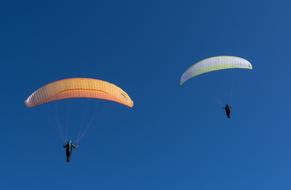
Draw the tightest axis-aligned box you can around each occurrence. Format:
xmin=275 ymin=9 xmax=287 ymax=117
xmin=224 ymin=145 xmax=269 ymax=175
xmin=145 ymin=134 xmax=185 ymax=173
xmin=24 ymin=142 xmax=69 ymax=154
xmin=1 ymin=0 xmax=291 ymax=189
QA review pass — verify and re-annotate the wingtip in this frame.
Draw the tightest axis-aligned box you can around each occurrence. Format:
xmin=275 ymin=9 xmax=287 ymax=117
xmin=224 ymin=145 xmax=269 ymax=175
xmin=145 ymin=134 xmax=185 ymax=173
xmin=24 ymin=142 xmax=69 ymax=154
xmin=24 ymin=99 xmax=31 ymax=107
xmin=128 ymin=100 xmax=134 ymax=108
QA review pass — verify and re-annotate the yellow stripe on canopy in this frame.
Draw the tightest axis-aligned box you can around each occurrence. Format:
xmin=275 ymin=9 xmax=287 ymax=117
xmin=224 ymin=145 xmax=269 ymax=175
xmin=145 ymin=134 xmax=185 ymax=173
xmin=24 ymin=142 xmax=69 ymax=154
xmin=180 ymin=56 xmax=252 ymax=85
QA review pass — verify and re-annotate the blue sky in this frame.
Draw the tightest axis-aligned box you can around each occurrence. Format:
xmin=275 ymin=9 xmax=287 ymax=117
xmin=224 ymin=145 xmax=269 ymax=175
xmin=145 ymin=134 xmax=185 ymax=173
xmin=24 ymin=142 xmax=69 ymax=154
xmin=1 ymin=0 xmax=291 ymax=189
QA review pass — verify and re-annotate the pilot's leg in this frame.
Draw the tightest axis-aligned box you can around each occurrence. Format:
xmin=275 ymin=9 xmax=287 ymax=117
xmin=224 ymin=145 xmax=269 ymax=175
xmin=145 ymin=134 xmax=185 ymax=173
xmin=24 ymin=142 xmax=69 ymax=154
xmin=66 ymin=151 xmax=71 ymax=162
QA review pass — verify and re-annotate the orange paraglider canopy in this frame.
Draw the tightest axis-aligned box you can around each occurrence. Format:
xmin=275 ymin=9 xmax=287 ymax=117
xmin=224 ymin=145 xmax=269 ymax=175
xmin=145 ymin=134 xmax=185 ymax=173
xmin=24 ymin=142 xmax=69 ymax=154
xmin=25 ymin=78 xmax=134 ymax=108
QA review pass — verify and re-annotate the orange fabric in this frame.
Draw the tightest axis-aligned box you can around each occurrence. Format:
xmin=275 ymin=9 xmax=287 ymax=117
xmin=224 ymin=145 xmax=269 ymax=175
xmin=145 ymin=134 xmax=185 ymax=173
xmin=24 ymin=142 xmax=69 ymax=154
xmin=25 ymin=78 xmax=134 ymax=108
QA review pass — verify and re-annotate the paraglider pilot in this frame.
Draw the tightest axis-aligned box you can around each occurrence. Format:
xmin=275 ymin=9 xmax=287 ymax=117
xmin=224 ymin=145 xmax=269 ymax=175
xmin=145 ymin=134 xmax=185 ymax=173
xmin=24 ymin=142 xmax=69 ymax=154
xmin=224 ymin=104 xmax=232 ymax=118
xmin=64 ymin=140 xmax=78 ymax=162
